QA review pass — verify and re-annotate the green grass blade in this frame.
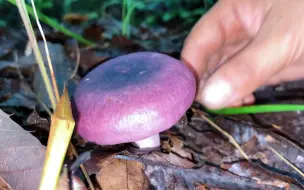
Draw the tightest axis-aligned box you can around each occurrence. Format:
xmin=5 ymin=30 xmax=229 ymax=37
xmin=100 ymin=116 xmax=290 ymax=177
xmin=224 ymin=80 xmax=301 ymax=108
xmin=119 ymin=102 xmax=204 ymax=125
xmin=206 ymin=104 xmax=304 ymax=115
xmin=7 ymin=0 xmax=95 ymax=46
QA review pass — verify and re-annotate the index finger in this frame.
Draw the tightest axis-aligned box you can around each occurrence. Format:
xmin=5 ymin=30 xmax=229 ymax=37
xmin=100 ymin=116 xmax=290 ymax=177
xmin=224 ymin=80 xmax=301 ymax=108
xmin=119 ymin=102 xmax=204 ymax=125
xmin=181 ymin=0 xmax=260 ymax=80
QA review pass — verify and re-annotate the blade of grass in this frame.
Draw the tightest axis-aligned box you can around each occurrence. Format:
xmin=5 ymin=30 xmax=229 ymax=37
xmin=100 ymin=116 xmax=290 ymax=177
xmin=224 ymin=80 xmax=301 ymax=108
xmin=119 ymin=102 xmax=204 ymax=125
xmin=194 ymin=109 xmax=249 ymax=160
xmin=206 ymin=104 xmax=304 ymax=115
xmin=30 ymin=0 xmax=59 ymax=102
xmin=7 ymin=0 xmax=95 ymax=46
xmin=122 ymin=0 xmax=136 ymax=38
xmin=15 ymin=0 xmax=57 ymax=110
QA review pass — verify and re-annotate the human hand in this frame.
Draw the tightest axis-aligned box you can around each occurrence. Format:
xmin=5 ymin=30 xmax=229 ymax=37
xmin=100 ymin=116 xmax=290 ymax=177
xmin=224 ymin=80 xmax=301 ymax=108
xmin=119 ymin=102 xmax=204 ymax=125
xmin=181 ymin=0 xmax=304 ymax=109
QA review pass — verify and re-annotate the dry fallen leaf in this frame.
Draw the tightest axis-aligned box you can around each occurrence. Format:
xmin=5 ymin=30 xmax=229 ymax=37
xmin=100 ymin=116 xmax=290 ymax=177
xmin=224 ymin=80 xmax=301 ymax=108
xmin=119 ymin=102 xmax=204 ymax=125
xmin=220 ymin=161 xmax=291 ymax=189
xmin=163 ymin=133 xmax=193 ymax=160
xmin=0 ymin=109 xmax=45 ymax=190
xmin=96 ymin=158 xmax=150 ymax=190
xmin=29 ymin=42 xmax=79 ymax=109
xmin=63 ymin=13 xmax=89 ymax=24
xmin=57 ymin=167 xmax=87 ymax=190
xmin=143 ymin=152 xmax=195 ymax=169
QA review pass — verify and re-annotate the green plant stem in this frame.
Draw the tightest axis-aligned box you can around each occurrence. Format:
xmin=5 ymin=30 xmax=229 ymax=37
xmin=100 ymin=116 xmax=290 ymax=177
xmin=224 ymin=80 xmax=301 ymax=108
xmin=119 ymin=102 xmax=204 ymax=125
xmin=122 ymin=0 xmax=126 ymax=22
xmin=7 ymin=0 xmax=95 ymax=46
xmin=206 ymin=104 xmax=304 ymax=115
xmin=122 ymin=0 xmax=135 ymax=38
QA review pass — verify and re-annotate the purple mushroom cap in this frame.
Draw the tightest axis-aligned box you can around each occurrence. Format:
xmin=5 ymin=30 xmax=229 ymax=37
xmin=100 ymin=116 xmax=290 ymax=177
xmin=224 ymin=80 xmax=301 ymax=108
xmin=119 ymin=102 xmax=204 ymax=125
xmin=73 ymin=52 xmax=196 ymax=146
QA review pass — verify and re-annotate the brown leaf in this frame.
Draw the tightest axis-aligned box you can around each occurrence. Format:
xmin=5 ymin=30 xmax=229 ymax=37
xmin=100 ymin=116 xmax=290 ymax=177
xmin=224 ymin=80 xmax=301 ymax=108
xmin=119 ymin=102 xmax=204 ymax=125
xmin=142 ymin=152 xmax=195 ymax=168
xmin=163 ymin=134 xmax=193 ymax=160
xmin=63 ymin=13 xmax=89 ymax=25
xmin=26 ymin=42 xmax=80 ymax=109
xmin=194 ymin=183 xmax=208 ymax=190
xmin=83 ymin=23 xmax=105 ymax=42
xmin=96 ymin=158 xmax=150 ymax=190
xmin=26 ymin=109 xmax=50 ymax=131
xmin=57 ymin=167 xmax=87 ymax=190
xmin=221 ymin=161 xmax=291 ymax=189
xmin=96 ymin=153 xmax=118 ymax=169
xmin=111 ymin=36 xmax=142 ymax=51
xmin=77 ymin=49 xmax=109 ymax=71
xmin=130 ymin=154 xmax=281 ymax=189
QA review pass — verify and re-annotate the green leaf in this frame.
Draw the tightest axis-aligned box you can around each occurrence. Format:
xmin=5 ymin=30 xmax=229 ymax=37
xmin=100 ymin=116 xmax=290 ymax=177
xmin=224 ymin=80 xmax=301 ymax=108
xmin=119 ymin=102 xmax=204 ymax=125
xmin=179 ymin=10 xmax=191 ymax=19
xmin=0 ymin=20 xmax=6 ymax=27
xmin=162 ymin=11 xmax=177 ymax=22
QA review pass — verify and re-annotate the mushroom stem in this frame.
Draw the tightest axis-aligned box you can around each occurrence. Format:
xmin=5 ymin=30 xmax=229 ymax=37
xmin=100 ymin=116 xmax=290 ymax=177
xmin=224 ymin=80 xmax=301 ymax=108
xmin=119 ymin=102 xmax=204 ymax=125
xmin=133 ymin=134 xmax=160 ymax=149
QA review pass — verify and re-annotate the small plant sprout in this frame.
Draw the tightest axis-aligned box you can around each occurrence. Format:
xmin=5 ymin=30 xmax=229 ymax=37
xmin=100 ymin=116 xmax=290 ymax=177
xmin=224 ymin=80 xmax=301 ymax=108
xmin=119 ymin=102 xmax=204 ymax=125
xmin=73 ymin=52 xmax=196 ymax=149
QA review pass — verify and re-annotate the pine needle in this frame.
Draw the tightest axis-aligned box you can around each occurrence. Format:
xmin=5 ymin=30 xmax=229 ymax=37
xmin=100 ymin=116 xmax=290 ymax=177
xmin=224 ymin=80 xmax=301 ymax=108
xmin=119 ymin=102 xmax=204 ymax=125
xmin=267 ymin=146 xmax=304 ymax=178
xmin=15 ymin=0 xmax=57 ymax=110
xmin=30 ymin=0 xmax=60 ymax=102
xmin=194 ymin=109 xmax=249 ymax=160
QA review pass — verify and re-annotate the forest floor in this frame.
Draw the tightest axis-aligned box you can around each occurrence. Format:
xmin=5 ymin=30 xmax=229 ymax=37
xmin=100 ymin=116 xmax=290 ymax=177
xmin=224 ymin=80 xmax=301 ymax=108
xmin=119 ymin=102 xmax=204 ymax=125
xmin=1 ymin=1 xmax=304 ymax=189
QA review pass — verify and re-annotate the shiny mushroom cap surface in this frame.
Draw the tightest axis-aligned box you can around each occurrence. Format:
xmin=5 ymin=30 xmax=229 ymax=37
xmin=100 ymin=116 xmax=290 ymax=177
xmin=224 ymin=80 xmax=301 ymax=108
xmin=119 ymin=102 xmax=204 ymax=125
xmin=73 ymin=52 xmax=196 ymax=145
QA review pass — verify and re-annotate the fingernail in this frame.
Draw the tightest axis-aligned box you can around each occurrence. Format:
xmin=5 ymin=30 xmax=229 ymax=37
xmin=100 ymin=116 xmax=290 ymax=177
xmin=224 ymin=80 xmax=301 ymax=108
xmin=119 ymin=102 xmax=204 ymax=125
xmin=201 ymin=79 xmax=232 ymax=109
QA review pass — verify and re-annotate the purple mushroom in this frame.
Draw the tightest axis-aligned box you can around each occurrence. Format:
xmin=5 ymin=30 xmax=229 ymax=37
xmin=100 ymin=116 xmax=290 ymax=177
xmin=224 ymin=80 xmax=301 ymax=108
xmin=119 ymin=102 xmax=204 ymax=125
xmin=73 ymin=52 xmax=196 ymax=149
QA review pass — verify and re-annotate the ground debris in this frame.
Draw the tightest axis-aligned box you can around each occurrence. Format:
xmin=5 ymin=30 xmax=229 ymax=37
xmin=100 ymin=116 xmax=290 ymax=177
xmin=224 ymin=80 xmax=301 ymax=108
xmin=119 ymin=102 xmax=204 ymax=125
xmin=96 ymin=157 xmax=150 ymax=190
xmin=116 ymin=154 xmax=285 ymax=190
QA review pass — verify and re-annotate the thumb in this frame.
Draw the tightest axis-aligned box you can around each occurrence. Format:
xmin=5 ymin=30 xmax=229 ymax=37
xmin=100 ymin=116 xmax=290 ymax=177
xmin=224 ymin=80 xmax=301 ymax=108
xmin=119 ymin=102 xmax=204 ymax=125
xmin=200 ymin=16 xmax=297 ymax=109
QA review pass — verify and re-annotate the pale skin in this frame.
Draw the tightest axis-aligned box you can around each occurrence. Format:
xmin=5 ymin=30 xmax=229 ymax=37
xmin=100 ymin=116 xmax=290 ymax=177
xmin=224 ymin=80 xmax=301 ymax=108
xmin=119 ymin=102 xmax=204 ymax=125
xmin=181 ymin=0 xmax=304 ymax=109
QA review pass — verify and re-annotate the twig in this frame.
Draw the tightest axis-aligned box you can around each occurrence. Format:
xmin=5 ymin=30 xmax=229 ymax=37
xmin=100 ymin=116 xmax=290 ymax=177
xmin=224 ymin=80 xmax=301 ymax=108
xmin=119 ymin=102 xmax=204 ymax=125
xmin=267 ymin=146 xmax=304 ymax=178
xmin=30 ymin=0 xmax=60 ymax=102
xmin=194 ymin=109 xmax=249 ymax=160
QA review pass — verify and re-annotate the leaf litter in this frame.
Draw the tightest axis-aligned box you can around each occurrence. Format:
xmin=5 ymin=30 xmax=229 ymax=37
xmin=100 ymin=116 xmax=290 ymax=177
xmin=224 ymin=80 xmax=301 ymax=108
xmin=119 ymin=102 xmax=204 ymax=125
xmin=1 ymin=9 xmax=304 ymax=190
xmin=0 ymin=109 xmax=45 ymax=190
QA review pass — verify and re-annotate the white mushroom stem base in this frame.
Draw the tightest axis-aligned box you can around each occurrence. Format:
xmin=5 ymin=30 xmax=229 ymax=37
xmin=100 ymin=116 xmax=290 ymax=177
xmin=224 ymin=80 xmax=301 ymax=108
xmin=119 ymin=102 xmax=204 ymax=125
xmin=133 ymin=134 xmax=160 ymax=149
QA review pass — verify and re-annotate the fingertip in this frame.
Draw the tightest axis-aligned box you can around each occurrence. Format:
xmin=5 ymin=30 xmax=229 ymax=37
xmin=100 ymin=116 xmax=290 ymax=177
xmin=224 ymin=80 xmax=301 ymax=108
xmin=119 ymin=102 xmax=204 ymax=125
xmin=199 ymin=78 xmax=233 ymax=109
xmin=243 ymin=94 xmax=255 ymax=105
xmin=227 ymin=100 xmax=243 ymax=108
